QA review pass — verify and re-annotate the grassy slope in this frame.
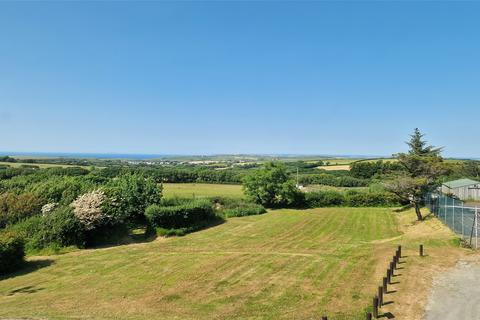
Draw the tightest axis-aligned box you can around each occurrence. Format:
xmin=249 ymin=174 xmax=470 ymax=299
xmin=162 ymin=183 xmax=243 ymax=199
xmin=0 ymin=208 xmax=458 ymax=320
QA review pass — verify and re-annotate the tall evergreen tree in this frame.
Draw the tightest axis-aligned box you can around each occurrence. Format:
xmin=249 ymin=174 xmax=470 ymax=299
xmin=385 ymin=129 xmax=446 ymax=220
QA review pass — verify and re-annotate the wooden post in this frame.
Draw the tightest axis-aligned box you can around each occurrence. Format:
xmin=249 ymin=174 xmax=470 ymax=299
xmin=378 ymin=286 xmax=383 ymax=307
xmin=387 ymin=268 xmax=391 ymax=284
xmin=398 ymin=245 xmax=402 ymax=258
xmin=366 ymin=312 xmax=372 ymax=320
xmin=420 ymin=244 xmax=424 ymax=257
xmin=390 ymin=262 xmax=394 ymax=276
xmin=393 ymin=255 xmax=397 ymax=268
xmin=321 ymin=317 xmax=327 ymax=320
xmin=373 ymin=296 xmax=379 ymax=318
xmin=382 ymin=276 xmax=388 ymax=293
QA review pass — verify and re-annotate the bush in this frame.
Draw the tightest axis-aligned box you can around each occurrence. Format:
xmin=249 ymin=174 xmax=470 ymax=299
xmin=344 ymin=191 xmax=400 ymax=207
xmin=304 ymin=190 xmax=400 ymax=208
xmin=71 ymin=190 xmax=108 ymax=230
xmin=211 ymin=197 xmax=267 ymax=218
xmin=222 ymin=203 xmax=266 ymax=218
xmin=243 ymin=162 xmax=302 ymax=207
xmin=8 ymin=206 xmax=85 ymax=252
xmin=145 ymin=199 xmax=215 ymax=229
xmin=0 ymin=232 xmax=25 ymax=275
xmin=0 ymin=192 xmax=43 ymax=228
xmin=298 ymin=173 xmax=369 ymax=187
xmin=103 ymin=174 xmax=163 ymax=225
xmin=304 ymin=191 xmax=345 ymax=207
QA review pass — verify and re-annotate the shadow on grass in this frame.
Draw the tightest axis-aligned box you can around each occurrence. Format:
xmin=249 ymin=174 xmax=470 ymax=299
xmin=0 ymin=259 xmax=54 ymax=281
xmin=89 ymin=217 xmax=226 ymax=250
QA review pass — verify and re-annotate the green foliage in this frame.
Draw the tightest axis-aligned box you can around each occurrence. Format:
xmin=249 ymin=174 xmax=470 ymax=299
xmin=350 ymin=160 xmax=403 ymax=179
xmin=145 ymin=199 xmax=215 ymax=229
xmin=0 ymin=192 xmax=43 ymax=228
xmin=242 ymin=162 xmax=302 ymax=207
xmin=298 ymin=173 xmax=368 ymax=187
xmin=217 ymin=199 xmax=267 ymax=218
xmin=102 ymin=174 xmax=163 ymax=225
xmin=8 ymin=206 xmax=85 ymax=253
xmin=0 ymin=231 xmax=24 ymax=275
xmin=28 ymin=176 xmax=97 ymax=205
xmin=304 ymin=191 xmax=345 ymax=207
xmin=385 ymin=128 xmax=446 ymax=220
xmin=304 ymin=190 xmax=401 ymax=208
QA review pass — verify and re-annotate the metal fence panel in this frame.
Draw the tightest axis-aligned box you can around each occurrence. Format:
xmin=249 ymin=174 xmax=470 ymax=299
xmin=425 ymin=193 xmax=479 ymax=249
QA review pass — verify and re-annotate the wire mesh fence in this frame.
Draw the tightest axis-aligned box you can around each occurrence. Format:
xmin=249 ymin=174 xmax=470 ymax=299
xmin=425 ymin=193 xmax=480 ymax=249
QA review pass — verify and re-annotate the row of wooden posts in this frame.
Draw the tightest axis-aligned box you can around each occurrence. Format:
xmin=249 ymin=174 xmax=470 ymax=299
xmin=321 ymin=244 xmax=425 ymax=320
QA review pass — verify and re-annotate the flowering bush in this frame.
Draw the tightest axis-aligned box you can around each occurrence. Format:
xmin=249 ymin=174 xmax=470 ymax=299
xmin=41 ymin=203 xmax=58 ymax=215
xmin=71 ymin=190 xmax=108 ymax=230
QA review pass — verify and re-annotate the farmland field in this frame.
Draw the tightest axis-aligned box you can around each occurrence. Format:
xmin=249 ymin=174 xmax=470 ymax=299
xmin=0 ymin=207 xmax=458 ymax=319
xmin=0 ymin=161 xmax=90 ymax=169
xmin=163 ymin=183 xmax=243 ymax=199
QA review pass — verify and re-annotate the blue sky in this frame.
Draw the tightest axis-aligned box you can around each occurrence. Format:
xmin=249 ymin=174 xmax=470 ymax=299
xmin=1 ymin=2 xmax=479 ymax=157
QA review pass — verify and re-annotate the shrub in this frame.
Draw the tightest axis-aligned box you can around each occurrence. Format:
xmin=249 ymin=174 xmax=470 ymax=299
xmin=8 ymin=206 xmax=85 ymax=252
xmin=0 ymin=192 xmax=43 ymax=228
xmin=304 ymin=191 xmax=345 ymax=207
xmin=210 ymin=197 xmax=267 ymax=218
xmin=71 ymin=190 xmax=107 ymax=230
xmin=304 ymin=190 xmax=401 ymax=208
xmin=222 ymin=203 xmax=266 ymax=218
xmin=243 ymin=162 xmax=302 ymax=207
xmin=145 ymin=199 xmax=215 ymax=229
xmin=344 ymin=191 xmax=400 ymax=207
xmin=0 ymin=232 xmax=25 ymax=275
xmin=103 ymin=174 xmax=163 ymax=225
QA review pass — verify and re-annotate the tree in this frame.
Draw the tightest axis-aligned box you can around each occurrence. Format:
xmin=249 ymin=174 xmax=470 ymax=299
xmin=102 ymin=173 xmax=163 ymax=224
xmin=385 ymin=129 xmax=445 ymax=220
xmin=242 ymin=162 xmax=301 ymax=207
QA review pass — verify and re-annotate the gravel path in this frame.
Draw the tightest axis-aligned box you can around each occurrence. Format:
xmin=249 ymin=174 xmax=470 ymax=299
xmin=425 ymin=259 xmax=480 ymax=320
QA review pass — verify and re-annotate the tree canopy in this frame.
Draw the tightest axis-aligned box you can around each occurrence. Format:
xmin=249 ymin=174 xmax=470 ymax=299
xmin=385 ymin=129 xmax=445 ymax=220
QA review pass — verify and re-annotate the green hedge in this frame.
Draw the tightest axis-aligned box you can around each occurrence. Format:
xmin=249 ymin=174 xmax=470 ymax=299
xmin=0 ymin=232 xmax=25 ymax=275
xmin=145 ymin=199 xmax=215 ymax=229
xmin=304 ymin=190 xmax=401 ymax=208
xmin=222 ymin=203 xmax=266 ymax=218
xmin=7 ymin=206 xmax=85 ymax=253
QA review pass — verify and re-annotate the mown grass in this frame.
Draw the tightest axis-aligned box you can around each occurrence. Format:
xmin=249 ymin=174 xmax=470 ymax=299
xmin=162 ymin=183 xmax=244 ymax=199
xmin=0 ymin=207 xmax=458 ymax=320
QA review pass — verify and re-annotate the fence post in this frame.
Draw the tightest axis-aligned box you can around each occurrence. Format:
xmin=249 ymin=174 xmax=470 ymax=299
xmin=420 ymin=244 xmax=424 ymax=256
xmin=453 ymin=200 xmax=455 ymax=232
xmin=383 ymin=276 xmax=388 ymax=293
xmin=476 ymin=207 xmax=478 ymax=250
xmin=444 ymin=195 xmax=447 ymax=221
xmin=378 ymin=286 xmax=383 ymax=307
xmin=462 ymin=206 xmax=465 ymax=240
xmin=366 ymin=312 xmax=372 ymax=320
xmin=373 ymin=296 xmax=379 ymax=318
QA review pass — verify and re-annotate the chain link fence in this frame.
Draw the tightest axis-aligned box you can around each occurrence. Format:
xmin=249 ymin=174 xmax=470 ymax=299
xmin=425 ymin=193 xmax=480 ymax=249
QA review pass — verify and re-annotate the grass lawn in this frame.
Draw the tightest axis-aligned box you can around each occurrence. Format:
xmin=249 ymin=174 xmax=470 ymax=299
xmin=0 ymin=207 xmax=460 ymax=319
xmin=162 ymin=183 xmax=243 ymax=199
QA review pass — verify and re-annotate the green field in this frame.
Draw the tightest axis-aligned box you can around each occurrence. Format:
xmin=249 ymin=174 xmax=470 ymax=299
xmin=163 ymin=183 xmax=244 ymax=199
xmin=0 ymin=161 xmax=89 ymax=169
xmin=0 ymin=207 xmax=456 ymax=320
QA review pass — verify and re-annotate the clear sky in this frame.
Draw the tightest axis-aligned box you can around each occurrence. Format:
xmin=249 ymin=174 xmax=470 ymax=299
xmin=1 ymin=1 xmax=479 ymax=157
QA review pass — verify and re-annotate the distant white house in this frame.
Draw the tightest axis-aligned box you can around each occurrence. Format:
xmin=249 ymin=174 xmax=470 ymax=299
xmin=441 ymin=178 xmax=480 ymax=201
